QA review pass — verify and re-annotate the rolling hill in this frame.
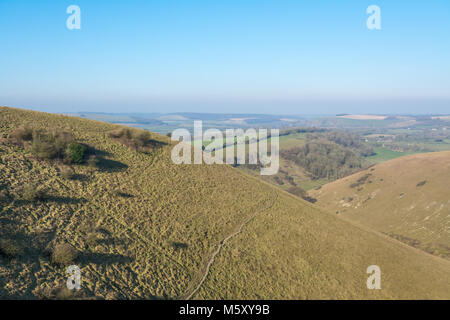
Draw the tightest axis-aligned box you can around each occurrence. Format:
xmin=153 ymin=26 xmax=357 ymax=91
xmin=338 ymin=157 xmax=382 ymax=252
xmin=1 ymin=106 xmax=449 ymax=299
xmin=310 ymin=152 xmax=450 ymax=260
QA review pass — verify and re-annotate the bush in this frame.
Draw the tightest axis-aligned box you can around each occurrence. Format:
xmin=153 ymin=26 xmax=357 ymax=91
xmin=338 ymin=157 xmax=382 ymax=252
xmin=136 ymin=131 xmax=152 ymax=147
xmin=53 ymin=132 xmax=75 ymax=158
xmin=0 ymin=189 xmax=9 ymax=203
xmin=9 ymin=126 xmax=33 ymax=145
xmin=60 ymin=167 xmax=76 ymax=180
xmin=286 ymin=187 xmax=317 ymax=203
xmin=22 ymin=184 xmax=48 ymax=202
xmin=9 ymin=126 xmax=82 ymax=163
xmin=33 ymin=286 xmax=88 ymax=300
xmin=113 ymin=190 xmax=133 ymax=198
xmin=0 ymin=239 xmax=23 ymax=258
xmin=87 ymin=155 xmax=99 ymax=168
xmin=416 ymin=180 xmax=427 ymax=187
xmin=31 ymin=138 xmax=57 ymax=160
xmin=85 ymin=233 xmax=98 ymax=248
xmin=65 ymin=142 xmax=86 ymax=164
xmin=29 ymin=130 xmax=77 ymax=161
xmin=51 ymin=243 xmax=78 ymax=266
xmin=109 ymin=128 xmax=163 ymax=152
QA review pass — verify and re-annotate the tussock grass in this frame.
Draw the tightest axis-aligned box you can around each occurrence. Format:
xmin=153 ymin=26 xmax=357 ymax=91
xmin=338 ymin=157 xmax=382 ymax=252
xmin=51 ymin=243 xmax=78 ymax=266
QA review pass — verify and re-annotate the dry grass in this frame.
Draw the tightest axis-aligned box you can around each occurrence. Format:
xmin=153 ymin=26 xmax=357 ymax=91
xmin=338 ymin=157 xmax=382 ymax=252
xmin=1 ymin=106 xmax=449 ymax=300
xmin=310 ymin=151 xmax=450 ymax=260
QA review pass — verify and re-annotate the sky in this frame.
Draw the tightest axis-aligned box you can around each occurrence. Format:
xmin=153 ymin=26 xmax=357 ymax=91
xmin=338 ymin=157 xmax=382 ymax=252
xmin=0 ymin=0 xmax=449 ymax=115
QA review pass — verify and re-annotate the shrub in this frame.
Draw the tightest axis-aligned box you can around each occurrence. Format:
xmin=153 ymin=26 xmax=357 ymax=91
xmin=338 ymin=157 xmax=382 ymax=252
xmin=65 ymin=142 xmax=86 ymax=164
xmin=109 ymin=128 xmax=163 ymax=152
xmin=0 ymin=189 xmax=9 ymax=203
xmin=416 ymin=180 xmax=427 ymax=187
xmin=85 ymin=233 xmax=98 ymax=248
xmin=53 ymin=131 xmax=75 ymax=158
xmin=113 ymin=190 xmax=133 ymax=198
xmin=136 ymin=131 xmax=152 ymax=147
xmin=54 ymin=287 xmax=77 ymax=300
xmin=286 ymin=187 xmax=317 ymax=203
xmin=22 ymin=184 xmax=48 ymax=202
xmin=60 ymin=167 xmax=76 ymax=180
xmin=34 ymin=286 xmax=88 ymax=300
xmin=9 ymin=126 xmax=33 ymax=145
xmin=87 ymin=155 xmax=99 ymax=168
xmin=51 ymin=243 xmax=78 ymax=266
xmin=9 ymin=126 xmax=82 ymax=163
xmin=31 ymin=138 xmax=57 ymax=160
xmin=0 ymin=239 xmax=23 ymax=258
xmin=108 ymin=129 xmax=124 ymax=139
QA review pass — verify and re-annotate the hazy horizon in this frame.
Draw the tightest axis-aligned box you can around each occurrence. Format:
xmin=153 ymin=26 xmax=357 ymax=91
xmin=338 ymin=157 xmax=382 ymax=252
xmin=1 ymin=0 xmax=449 ymax=114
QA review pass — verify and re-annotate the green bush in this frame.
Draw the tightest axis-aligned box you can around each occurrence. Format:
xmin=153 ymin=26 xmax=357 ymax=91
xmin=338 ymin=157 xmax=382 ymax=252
xmin=29 ymin=130 xmax=77 ymax=160
xmin=65 ymin=142 xmax=86 ymax=164
xmin=51 ymin=243 xmax=78 ymax=266
xmin=9 ymin=126 xmax=84 ymax=163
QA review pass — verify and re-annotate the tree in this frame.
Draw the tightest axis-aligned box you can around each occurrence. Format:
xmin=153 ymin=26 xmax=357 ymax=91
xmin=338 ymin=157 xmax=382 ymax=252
xmin=65 ymin=142 xmax=86 ymax=164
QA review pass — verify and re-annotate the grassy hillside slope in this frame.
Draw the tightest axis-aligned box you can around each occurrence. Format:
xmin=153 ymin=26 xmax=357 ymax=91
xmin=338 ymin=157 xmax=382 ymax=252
xmin=1 ymin=106 xmax=449 ymax=299
xmin=310 ymin=152 xmax=450 ymax=260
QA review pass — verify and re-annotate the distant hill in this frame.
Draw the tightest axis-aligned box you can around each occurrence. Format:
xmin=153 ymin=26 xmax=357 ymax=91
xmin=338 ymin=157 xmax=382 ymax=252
xmin=310 ymin=152 xmax=450 ymax=260
xmin=1 ymin=106 xmax=449 ymax=299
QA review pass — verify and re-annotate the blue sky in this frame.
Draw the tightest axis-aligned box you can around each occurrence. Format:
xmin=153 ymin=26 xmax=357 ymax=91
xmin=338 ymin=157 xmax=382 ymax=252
xmin=0 ymin=0 xmax=449 ymax=114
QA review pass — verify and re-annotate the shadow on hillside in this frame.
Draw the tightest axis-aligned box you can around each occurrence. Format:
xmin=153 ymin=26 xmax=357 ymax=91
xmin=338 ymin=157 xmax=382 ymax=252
xmin=142 ymin=139 xmax=168 ymax=149
xmin=146 ymin=294 xmax=172 ymax=300
xmin=137 ymin=139 xmax=168 ymax=156
xmin=84 ymin=145 xmax=111 ymax=158
xmin=46 ymin=196 xmax=87 ymax=204
xmin=16 ymin=197 xmax=87 ymax=206
xmin=81 ymin=252 xmax=133 ymax=265
xmin=96 ymin=158 xmax=128 ymax=172
xmin=83 ymin=145 xmax=128 ymax=172
xmin=71 ymin=173 xmax=89 ymax=181
xmin=95 ymin=237 xmax=126 ymax=246
xmin=114 ymin=191 xmax=134 ymax=198
xmin=170 ymin=241 xmax=189 ymax=250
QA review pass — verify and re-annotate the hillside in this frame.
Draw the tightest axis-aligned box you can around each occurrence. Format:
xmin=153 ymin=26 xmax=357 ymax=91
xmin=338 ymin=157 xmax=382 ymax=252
xmin=1 ymin=106 xmax=449 ymax=299
xmin=310 ymin=152 xmax=450 ymax=260
xmin=236 ymin=129 xmax=374 ymax=196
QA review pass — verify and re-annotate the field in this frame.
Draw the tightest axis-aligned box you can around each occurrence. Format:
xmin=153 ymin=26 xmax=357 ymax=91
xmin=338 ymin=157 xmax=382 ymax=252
xmin=367 ymin=147 xmax=411 ymax=163
xmin=1 ymin=106 xmax=449 ymax=299
xmin=310 ymin=152 xmax=450 ymax=260
xmin=337 ymin=115 xmax=388 ymax=120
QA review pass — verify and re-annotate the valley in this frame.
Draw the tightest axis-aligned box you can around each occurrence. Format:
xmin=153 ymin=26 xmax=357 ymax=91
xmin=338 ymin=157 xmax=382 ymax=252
xmin=1 ymin=106 xmax=449 ymax=299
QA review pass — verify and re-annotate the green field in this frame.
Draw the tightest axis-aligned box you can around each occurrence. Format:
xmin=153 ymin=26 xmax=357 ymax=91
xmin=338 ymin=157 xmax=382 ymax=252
xmin=367 ymin=147 xmax=411 ymax=163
